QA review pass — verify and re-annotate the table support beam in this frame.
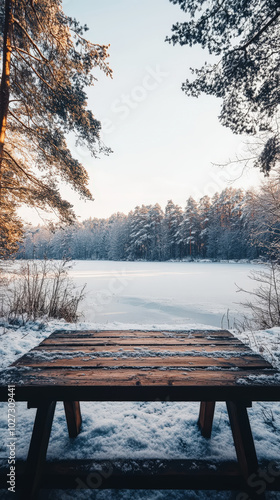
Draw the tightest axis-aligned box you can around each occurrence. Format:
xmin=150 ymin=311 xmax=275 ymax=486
xmin=63 ymin=400 xmax=82 ymax=438
xmin=21 ymin=400 xmax=56 ymax=500
xmin=226 ymin=401 xmax=258 ymax=479
xmin=198 ymin=401 xmax=216 ymax=438
xmin=226 ymin=401 xmax=266 ymax=500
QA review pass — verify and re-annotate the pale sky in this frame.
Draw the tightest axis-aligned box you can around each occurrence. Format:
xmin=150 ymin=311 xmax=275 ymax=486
xmin=21 ymin=0 xmax=263 ymax=223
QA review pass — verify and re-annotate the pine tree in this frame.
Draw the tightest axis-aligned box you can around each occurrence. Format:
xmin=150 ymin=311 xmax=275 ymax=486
xmin=181 ymin=196 xmax=200 ymax=258
xmin=164 ymin=200 xmax=183 ymax=259
xmin=147 ymin=204 xmax=164 ymax=260
xmin=197 ymin=195 xmax=211 ymax=258
xmin=167 ymin=0 xmax=280 ymax=173
xmin=126 ymin=205 xmax=151 ymax=260
xmin=107 ymin=213 xmax=128 ymax=260
xmin=0 ymin=0 xmax=112 ymax=256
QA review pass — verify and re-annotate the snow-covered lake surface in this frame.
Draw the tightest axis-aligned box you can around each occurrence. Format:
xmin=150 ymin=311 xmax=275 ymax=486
xmin=69 ymin=260 xmax=264 ymax=328
xmin=1 ymin=260 xmax=280 ymax=500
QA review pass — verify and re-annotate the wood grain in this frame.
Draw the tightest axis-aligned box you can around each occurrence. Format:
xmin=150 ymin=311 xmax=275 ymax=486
xmin=2 ymin=329 xmax=279 ymax=402
xmin=14 ymin=354 xmax=271 ymax=369
xmin=33 ymin=344 xmax=253 ymax=353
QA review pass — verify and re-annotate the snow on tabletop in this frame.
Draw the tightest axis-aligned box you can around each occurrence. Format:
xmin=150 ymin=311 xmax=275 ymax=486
xmin=0 ymin=320 xmax=221 ymax=371
xmin=232 ymin=326 xmax=280 ymax=371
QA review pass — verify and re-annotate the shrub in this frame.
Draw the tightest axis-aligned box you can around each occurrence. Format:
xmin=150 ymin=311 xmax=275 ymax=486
xmin=237 ymin=261 xmax=280 ymax=329
xmin=0 ymin=259 xmax=85 ymax=323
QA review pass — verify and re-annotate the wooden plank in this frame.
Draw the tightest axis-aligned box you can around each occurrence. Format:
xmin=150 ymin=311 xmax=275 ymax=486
xmin=50 ymin=329 xmax=233 ymax=338
xmin=2 ymin=379 xmax=279 ymax=402
xmin=21 ymin=401 xmax=56 ymax=500
xmin=51 ymin=330 xmax=178 ymax=338
xmin=32 ymin=344 xmax=253 ymax=354
xmin=13 ymin=354 xmax=271 ymax=370
xmin=40 ymin=337 xmax=246 ymax=346
xmin=4 ymin=366 xmax=278 ymax=386
xmin=63 ymin=401 xmax=82 ymax=438
xmin=47 ymin=329 xmax=238 ymax=342
xmin=198 ymin=401 xmax=216 ymax=438
xmin=1 ymin=459 xmax=279 ymax=492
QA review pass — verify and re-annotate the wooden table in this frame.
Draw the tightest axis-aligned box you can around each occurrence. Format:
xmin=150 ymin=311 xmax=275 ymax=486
xmin=1 ymin=328 xmax=280 ymax=499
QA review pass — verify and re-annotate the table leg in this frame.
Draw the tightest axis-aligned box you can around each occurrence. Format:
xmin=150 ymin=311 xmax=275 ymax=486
xmin=198 ymin=401 xmax=216 ymax=438
xmin=21 ymin=400 xmax=56 ymax=500
xmin=63 ymin=400 xmax=82 ymax=438
xmin=226 ymin=401 xmax=266 ymax=500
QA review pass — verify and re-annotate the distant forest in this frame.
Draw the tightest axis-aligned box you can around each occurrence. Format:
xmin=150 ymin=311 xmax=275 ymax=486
xmin=17 ymin=187 xmax=270 ymax=261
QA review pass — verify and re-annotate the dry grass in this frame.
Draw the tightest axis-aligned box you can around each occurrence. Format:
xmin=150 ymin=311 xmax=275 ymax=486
xmin=236 ymin=262 xmax=280 ymax=330
xmin=0 ymin=259 xmax=85 ymax=323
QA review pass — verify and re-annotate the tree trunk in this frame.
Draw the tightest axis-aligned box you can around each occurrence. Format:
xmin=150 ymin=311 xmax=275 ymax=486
xmin=0 ymin=0 xmax=14 ymax=200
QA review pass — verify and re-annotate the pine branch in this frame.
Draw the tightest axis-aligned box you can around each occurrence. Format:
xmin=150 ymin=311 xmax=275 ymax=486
xmin=13 ymin=46 xmax=47 ymax=64
xmin=13 ymin=50 xmax=55 ymax=92
xmin=3 ymin=149 xmax=45 ymax=188
xmin=13 ymin=17 xmax=48 ymax=62
xmin=238 ymin=10 xmax=280 ymax=51
xmin=8 ymin=109 xmax=36 ymax=133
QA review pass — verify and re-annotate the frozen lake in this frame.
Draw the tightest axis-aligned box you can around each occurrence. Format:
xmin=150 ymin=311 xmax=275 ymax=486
xmin=68 ymin=260 xmax=263 ymax=328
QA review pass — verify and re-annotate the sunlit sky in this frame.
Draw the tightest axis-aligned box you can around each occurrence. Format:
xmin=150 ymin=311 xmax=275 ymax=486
xmin=21 ymin=0 xmax=263 ymax=224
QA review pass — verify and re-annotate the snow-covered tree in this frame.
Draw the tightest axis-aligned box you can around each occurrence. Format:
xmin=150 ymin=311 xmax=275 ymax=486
xmin=164 ymin=200 xmax=183 ymax=259
xmin=198 ymin=195 xmax=211 ymax=258
xmin=147 ymin=204 xmax=164 ymax=260
xmin=107 ymin=213 xmax=128 ymax=261
xmin=180 ymin=197 xmax=200 ymax=258
xmin=126 ymin=205 xmax=152 ymax=260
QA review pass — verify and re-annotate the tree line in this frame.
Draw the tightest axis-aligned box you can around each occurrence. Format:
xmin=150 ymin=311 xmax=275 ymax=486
xmin=17 ymin=185 xmax=274 ymax=262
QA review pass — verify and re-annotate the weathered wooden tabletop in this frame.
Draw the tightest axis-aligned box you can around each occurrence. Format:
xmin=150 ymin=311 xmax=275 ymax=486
xmin=1 ymin=329 xmax=280 ymax=499
xmin=1 ymin=329 xmax=279 ymax=402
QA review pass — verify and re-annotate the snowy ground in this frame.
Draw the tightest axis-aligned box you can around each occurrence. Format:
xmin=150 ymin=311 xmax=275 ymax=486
xmin=0 ymin=261 xmax=280 ymax=499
